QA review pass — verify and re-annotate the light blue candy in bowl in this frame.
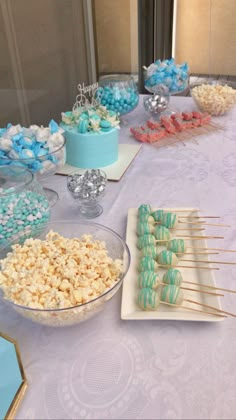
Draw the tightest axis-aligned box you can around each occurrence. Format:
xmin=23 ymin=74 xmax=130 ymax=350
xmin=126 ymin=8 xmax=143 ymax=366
xmin=0 ymin=120 xmax=66 ymax=206
xmin=97 ymin=74 xmax=139 ymax=116
xmin=0 ymin=166 xmax=50 ymax=247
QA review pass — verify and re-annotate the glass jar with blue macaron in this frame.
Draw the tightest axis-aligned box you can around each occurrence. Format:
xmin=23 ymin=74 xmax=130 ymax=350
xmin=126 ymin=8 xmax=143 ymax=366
xmin=0 ymin=166 xmax=50 ymax=246
xmin=97 ymin=74 xmax=139 ymax=115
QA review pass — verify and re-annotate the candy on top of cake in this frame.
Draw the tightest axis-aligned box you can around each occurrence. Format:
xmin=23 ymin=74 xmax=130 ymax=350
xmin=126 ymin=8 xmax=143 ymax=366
xmin=61 ymin=105 xmax=120 ymax=134
xmin=61 ymin=82 xmax=120 ymax=134
xmin=144 ymin=58 xmax=189 ymax=94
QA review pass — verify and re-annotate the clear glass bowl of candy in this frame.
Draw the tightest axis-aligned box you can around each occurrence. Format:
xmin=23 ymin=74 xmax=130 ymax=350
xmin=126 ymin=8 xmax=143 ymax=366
xmin=0 ymin=220 xmax=131 ymax=327
xmin=97 ymin=74 xmax=139 ymax=115
xmin=67 ymin=169 xmax=107 ymax=218
xmin=0 ymin=120 xmax=66 ymax=206
xmin=0 ymin=165 xmax=50 ymax=247
xmin=143 ymin=59 xmax=189 ymax=96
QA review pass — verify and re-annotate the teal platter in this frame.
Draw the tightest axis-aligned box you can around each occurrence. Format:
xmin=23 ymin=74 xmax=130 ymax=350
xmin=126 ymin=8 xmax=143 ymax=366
xmin=0 ymin=333 xmax=27 ymax=419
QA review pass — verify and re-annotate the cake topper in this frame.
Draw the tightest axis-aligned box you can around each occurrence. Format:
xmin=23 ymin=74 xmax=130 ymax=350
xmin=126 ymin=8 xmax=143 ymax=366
xmin=72 ymin=82 xmax=102 ymax=114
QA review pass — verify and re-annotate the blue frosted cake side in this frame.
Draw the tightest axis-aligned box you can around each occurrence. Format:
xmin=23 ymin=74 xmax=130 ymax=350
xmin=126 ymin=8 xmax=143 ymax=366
xmin=61 ymin=124 xmax=119 ymax=169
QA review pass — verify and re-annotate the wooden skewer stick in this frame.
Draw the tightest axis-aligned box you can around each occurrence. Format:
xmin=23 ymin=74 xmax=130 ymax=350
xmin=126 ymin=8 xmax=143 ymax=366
xmin=161 ymin=301 xmax=226 ymax=318
xmin=178 ymin=221 xmax=230 ymax=228
xmin=174 ymin=285 xmax=223 ymax=296
xmin=179 ymin=216 xmax=220 ymax=219
xmin=176 ymin=235 xmax=224 ymax=239
xmin=187 ymin=299 xmax=236 ymax=318
xmin=188 ymin=246 xmax=236 ymax=253
xmin=181 ymin=259 xmax=236 ymax=266
xmin=175 ymin=251 xmax=218 ymax=256
xmin=168 ymin=228 xmax=206 ymax=231
xmin=162 ymin=265 xmax=219 ymax=270
xmin=181 ymin=280 xmax=236 ymax=294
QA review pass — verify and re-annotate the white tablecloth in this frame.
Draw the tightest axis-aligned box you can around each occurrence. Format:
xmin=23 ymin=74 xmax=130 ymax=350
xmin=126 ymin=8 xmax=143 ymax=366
xmin=1 ymin=96 xmax=236 ymax=420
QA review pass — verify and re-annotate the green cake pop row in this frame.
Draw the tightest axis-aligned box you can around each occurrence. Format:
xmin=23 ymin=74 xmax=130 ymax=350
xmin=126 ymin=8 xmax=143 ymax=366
xmin=138 ymin=270 xmax=222 ymax=296
xmin=138 ymin=204 xmax=226 ymax=227
xmin=137 ymin=286 xmax=230 ymax=317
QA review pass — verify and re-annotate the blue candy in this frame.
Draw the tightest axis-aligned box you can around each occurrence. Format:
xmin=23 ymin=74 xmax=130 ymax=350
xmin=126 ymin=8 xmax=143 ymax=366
xmin=49 ymin=119 xmax=60 ymax=134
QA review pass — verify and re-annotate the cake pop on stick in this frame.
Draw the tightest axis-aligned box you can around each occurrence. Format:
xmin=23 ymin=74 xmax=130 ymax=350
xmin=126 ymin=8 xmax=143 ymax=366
xmin=152 ymin=211 xmax=227 ymax=228
xmin=138 ymin=255 xmax=219 ymax=271
xmin=138 ymin=271 xmax=223 ymax=296
xmin=137 ymin=221 xmax=205 ymax=237
xmin=167 ymin=239 xmax=236 ymax=256
xmin=157 ymin=250 xmax=223 ymax=268
xmin=141 ymin=245 xmax=218 ymax=259
xmin=163 ymin=268 xmax=236 ymax=295
xmin=137 ymin=288 xmax=225 ymax=317
xmin=181 ymin=258 xmax=236 ymax=266
xmin=137 ymin=234 xmax=224 ymax=250
xmin=161 ymin=284 xmax=236 ymax=317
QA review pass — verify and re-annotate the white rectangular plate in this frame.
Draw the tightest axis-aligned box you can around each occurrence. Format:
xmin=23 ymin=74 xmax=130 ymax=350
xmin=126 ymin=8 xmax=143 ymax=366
xmin=121 ymin=207 xmax=224 ymax=322
xmin=56 ymin=144 xmax=141 ymax=181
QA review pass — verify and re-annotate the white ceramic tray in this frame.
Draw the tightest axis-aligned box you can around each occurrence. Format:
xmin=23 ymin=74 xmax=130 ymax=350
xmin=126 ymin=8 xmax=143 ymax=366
xmin=121 ymin=207 xmax=224 ymax=322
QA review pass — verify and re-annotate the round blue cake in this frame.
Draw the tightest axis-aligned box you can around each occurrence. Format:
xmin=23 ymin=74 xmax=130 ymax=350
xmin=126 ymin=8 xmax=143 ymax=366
xmin=61 ymin=105 xmax=120 ymax=169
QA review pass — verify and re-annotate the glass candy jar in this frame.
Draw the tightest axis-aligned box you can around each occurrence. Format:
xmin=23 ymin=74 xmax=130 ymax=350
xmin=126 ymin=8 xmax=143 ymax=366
xmin=98 ymin=74 xmax=139 ymax=115
xmin=0 ymin=166 xmax=50 ymax=246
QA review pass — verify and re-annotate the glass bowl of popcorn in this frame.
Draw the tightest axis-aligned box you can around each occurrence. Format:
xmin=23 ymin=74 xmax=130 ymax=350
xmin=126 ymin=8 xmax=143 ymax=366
xmin=190 ymin=80 xmax=236 ymax=116
xmin=0 ymin=120 xmax=66 ymax=206
xmin=0 ymin=220 xmax=130 ymax=327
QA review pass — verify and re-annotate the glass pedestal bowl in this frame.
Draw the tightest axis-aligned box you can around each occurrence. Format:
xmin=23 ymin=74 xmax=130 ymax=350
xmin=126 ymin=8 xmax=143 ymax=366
xmin=98 ymin=74 xmax=139 ymax=118
xmin=67 ymin=170 xmax=107 ymax=219
xmin=0 ymin=138 xmax=66 ymax=207
xmin=0 ymin=221 xmax=131 ymax=327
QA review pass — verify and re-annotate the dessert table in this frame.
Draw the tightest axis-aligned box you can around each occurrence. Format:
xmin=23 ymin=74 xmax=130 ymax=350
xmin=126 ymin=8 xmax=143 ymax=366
xmin=1 ymin=95 xmax=236 ymax=419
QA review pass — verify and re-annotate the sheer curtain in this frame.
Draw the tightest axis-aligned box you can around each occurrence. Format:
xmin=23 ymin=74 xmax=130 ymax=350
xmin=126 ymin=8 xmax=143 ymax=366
xmin=0 ymin=0 xmax=97 ymax=127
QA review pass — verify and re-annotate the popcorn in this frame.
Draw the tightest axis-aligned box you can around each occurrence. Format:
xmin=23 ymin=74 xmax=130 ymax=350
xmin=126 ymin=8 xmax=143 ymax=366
xmin=191 ymin=83 xmax=236 ymax=116
xmin=0 ymin=230 xmax=123 ymax=312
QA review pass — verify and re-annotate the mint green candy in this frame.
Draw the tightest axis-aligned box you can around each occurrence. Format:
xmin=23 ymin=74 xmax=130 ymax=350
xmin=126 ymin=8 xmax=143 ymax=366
xmin=138 ymin=256 xmax=158 ymax=272
xmin=138 ymin=288 xmax=160 ymax=310
xmin=167 ymin=239 xmax=185 ymax=254
xmin=138 ymin=271 xmax=160 ymax=289
xmin=154 ymin=225 xmax=170 ymax=244
xmin=163 ymin=269 xmax=182 ymax=286
xmin=157 ymin=250 xmax=178 ymax=267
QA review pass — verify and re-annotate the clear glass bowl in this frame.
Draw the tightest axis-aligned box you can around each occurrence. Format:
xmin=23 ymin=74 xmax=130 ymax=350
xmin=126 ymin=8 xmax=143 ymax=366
xmin=0 ymin=138 xmax=66 ymax=206
xmin=98 ymin=74 xmax=139 ymax=115
xmin=0 ymin=221 xmax=131 ymax=327
xmin=67 ymin=170 xmax=107 ymax=218
xmin=0 ymin=166 xmax=50 ymax=247
xmin=190 ymin=80 xmax=236 ymax=116
xmin=144 ymin=69 xmax=189 ymax=95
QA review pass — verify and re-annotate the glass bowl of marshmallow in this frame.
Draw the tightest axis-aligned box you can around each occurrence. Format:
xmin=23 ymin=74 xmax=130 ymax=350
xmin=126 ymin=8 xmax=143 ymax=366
xmin=0 ymin=220 xmax=131 ymax=327
xmin=143 ymin=58 xmax=189 ymax=95
xmin=0 ymin=120 xmax=66 ymax=205
xmin=190 ymin=80 xmax=236 ymax=116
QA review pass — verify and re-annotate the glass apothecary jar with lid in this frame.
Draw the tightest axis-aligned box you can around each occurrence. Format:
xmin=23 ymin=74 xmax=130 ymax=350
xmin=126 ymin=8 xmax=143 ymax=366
xmin=0 ymin=166 xmax=50 ymax=246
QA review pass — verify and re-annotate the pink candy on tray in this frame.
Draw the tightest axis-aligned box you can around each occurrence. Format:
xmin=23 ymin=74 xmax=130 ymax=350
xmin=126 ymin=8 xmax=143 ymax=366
xmin=130 ymin=111 xmax=212 ymax=143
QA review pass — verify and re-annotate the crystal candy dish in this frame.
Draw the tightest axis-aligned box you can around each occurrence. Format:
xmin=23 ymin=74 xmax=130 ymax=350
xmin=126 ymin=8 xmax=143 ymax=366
xmin=0 ymin=221 xmax=131 ymax=327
